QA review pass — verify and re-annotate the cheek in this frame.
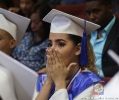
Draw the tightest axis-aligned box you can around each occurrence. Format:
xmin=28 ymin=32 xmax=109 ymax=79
xmin=0 ymin=41 xmax=8 ymax=51
xmin=58 ymin=48 xmax=76 ymax=67
xmin=37 ymin=23 xmax=43 ymax=30
xmin=26 ymin=4 xmax=33 ymax=10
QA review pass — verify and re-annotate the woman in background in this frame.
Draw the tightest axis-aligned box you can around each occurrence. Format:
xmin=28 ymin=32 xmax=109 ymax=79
xmin=12 ymin=3 xmax=51 ymax=72
xmin=9 ymin=0 xmax=37 ymax=17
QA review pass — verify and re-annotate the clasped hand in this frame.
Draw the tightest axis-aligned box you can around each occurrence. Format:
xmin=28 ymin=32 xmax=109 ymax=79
xmin=46 ymin=48 xmax=76 ymax=90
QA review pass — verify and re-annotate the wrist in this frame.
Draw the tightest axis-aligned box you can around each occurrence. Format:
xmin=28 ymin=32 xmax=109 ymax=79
xmin=55 ymin=81 xmax=66 ymax=91
xmin=45 ymin=79 xmax=53 ymax=85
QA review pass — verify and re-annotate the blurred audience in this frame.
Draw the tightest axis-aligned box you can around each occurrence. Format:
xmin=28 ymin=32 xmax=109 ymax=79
xmin=12 ymin=3 xmax=51 ymax=72
xmin=9 ymin=0 xmax=37 ymax=17
xmin=0 ymin=0 xmax=14 ymax=9
xmin=85 ymin=0 xmax=119 ymax=77
xmin=112 ymin=0 xmax=119 ymax=14
xmin=37 ymin=0 xmax=85 ymax=5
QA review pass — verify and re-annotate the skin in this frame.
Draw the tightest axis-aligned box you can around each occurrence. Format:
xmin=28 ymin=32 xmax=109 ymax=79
xmin=0 ymin=29 xmax=16 ymax=55
xmin=85 ymin=1 xmax=113 ymax=31
xmin=36 ymin=33 xmax=81 ymax=100
xmin=20 ymin=0 xmax=34 ymax=17
xmin=30 ymin=12 xmax=44 ymax=42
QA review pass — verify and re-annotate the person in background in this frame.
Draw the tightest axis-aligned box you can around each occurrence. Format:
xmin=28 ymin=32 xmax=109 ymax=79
xmin=35 ymin=9 xmax=103 ymax=100
xmin=85 ymin=0 xmax=119 ymax=77
xmin=12 ymin=3 xmax=51 ymax=72
xmin=0 ymin=8 xmax=29 ymax=100
xmin=9 ymin=0 xmax=37 ymax=18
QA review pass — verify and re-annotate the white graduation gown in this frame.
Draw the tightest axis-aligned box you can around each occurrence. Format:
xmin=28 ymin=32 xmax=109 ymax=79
xmin=49 ymin=85 xmax=94 ymax=100
xmin=0 ymin=66 xmax=17 ymax=100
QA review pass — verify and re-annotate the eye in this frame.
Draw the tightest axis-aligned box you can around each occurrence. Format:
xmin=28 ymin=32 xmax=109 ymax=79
xmin=93 ymin=9 xmax=100 ymax=14
xmin=0 ymin=37 xmax=3 ymax=41
xmin=47 ymin=42 xmax=52 ymax=47
xmin=85 ymin=11 xmax=91 ymax=16
xmin=58 ymin=42 xmax=65 ymax=47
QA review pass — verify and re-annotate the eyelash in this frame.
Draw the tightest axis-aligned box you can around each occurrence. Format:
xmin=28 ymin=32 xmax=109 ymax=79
xmin=47 ymin=42 xmax=65 ymax=47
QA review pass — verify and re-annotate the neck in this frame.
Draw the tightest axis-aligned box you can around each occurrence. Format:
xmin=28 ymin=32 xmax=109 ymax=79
xmin=35 ymin=30 xmax=44 ymax=42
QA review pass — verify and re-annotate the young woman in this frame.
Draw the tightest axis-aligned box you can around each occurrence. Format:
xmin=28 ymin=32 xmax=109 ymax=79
xmin=12 ymin=3 xmax=51 ymax=72
xmin=35 ymin=9 xmax=103 ymax=100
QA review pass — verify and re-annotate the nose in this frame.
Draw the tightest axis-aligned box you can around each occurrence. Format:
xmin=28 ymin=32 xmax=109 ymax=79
xmin=31 ymin=22 xmax=35 ymax=29
xmin=49 ymin=43 xmax=57 ymax=50
xmin=89 ymin=13 xmax=96 ymax=22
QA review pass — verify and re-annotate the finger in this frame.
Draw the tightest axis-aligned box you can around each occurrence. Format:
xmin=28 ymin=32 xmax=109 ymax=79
xmin=37 ymin=68 xmax=46 ymax=74
xmin=47 ymin=55 xmax=52 ymax=67
xmin=55 ymin=49 xmax=63 ymax=63
xmin=52 ymin=49 xmax=57 ymax=65
xmin=67 ymin=63 xmax=77 ymax=71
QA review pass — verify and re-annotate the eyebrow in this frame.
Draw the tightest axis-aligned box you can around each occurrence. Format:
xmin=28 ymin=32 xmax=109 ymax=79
xmin=48 ymin=39 xmax=67 ymax=42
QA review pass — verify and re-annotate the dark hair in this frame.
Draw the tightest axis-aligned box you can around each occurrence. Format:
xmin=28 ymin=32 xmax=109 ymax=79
xmin=0 ymin=0 xmax=9 ymax=9
xmin=85 ymin=0 xmax=112 ymax=5
xmin=30 ymin=3 xmax=52 ymax=40
xmin=68 ymin=34 xmax=82 ymax=45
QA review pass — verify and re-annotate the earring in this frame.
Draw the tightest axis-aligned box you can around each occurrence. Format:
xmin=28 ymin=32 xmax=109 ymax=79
xmin=75 ymin=52 xmax=79 ymax=55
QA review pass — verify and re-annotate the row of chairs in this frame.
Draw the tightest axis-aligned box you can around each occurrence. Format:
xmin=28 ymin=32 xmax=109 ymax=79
xmin=51 ymin=4 xmax=119 ymax=20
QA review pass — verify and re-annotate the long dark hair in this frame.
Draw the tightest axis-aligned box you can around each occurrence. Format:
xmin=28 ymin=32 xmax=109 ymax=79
xmin=30 ymin=3 xmax=52 ymax=41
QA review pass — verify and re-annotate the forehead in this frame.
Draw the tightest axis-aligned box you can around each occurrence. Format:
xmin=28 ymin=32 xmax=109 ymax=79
xmin=0 ymin=29 xmax=8 ymax=36
xmin=30 ymin=12 xmax=39 ymax=18
xmin=0 ymin=29 xmax=12 ymax=39
xmin=85 ymin=1 xmax=104 ymax=9
xmin=49 ymin=33 xmax=70 ymax=41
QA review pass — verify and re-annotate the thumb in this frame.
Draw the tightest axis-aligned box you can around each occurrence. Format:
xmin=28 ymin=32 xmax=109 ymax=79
xmin=67 ymin=63 xmax=77 ymax=71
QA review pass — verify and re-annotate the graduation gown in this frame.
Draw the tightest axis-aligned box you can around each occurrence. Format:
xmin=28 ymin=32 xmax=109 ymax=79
xmin=0 ymin=66 xmax=17 ymax=100
xmin=34 ymin=70 xmax=103 ymax=100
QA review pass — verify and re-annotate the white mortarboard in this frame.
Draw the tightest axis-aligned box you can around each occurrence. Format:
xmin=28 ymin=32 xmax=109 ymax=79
xmin=43 ymin=9 xmax=100 ymax=37
xmin=0 ymin=8 xmax=30 ymax=45
xmin=43 ymin=9 xmax=100 ymax=66
xmin=0 ymin=51 xmax=38 ymax=100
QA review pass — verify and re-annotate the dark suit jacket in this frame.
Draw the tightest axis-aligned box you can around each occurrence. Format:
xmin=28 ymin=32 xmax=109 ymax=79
xmin=102 ymin=18 xmax=119 ymax=77
xmin=89 ymin=18 xmax=119 ymax=77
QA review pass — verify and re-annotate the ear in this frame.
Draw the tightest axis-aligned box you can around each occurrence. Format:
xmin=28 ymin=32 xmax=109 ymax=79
xmin=75 ymin=43 xmax=81 ymax=55
xmin=9 ymin=39 xmax=16 ymax=49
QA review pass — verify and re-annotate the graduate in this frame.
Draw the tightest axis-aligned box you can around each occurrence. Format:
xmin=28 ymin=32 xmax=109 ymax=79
xmin=0 ymin=8 xmax=30 ymax=100
xmin=35 ymin=9 xmax=103 ymax=100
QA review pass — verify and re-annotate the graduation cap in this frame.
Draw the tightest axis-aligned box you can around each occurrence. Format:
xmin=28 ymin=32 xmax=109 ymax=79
xmin=43 ymin=9 xmax=100 ymax=66
xmin=0 ymin=8 xmax=30 ymax=45
xmin=0 ymin=51 xmax=38 ymax=100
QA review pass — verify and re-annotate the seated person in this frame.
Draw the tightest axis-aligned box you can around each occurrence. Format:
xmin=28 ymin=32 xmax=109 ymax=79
xmin=85 ymin=0 xmax=119 ymax=77
xmin=35 ymin=9 xmax=103 ymax=100
xmin=0 ymin=8 xmax=29 ymax=100
xmin=9 ymin=0 xmax=37 ymax=18
xmin=12 ymin=3 xmax=51 ymax=72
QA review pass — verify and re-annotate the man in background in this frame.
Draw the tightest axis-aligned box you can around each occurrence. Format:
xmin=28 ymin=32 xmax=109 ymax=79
xmin=85 ymin=0 xmax=119 ymax=77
